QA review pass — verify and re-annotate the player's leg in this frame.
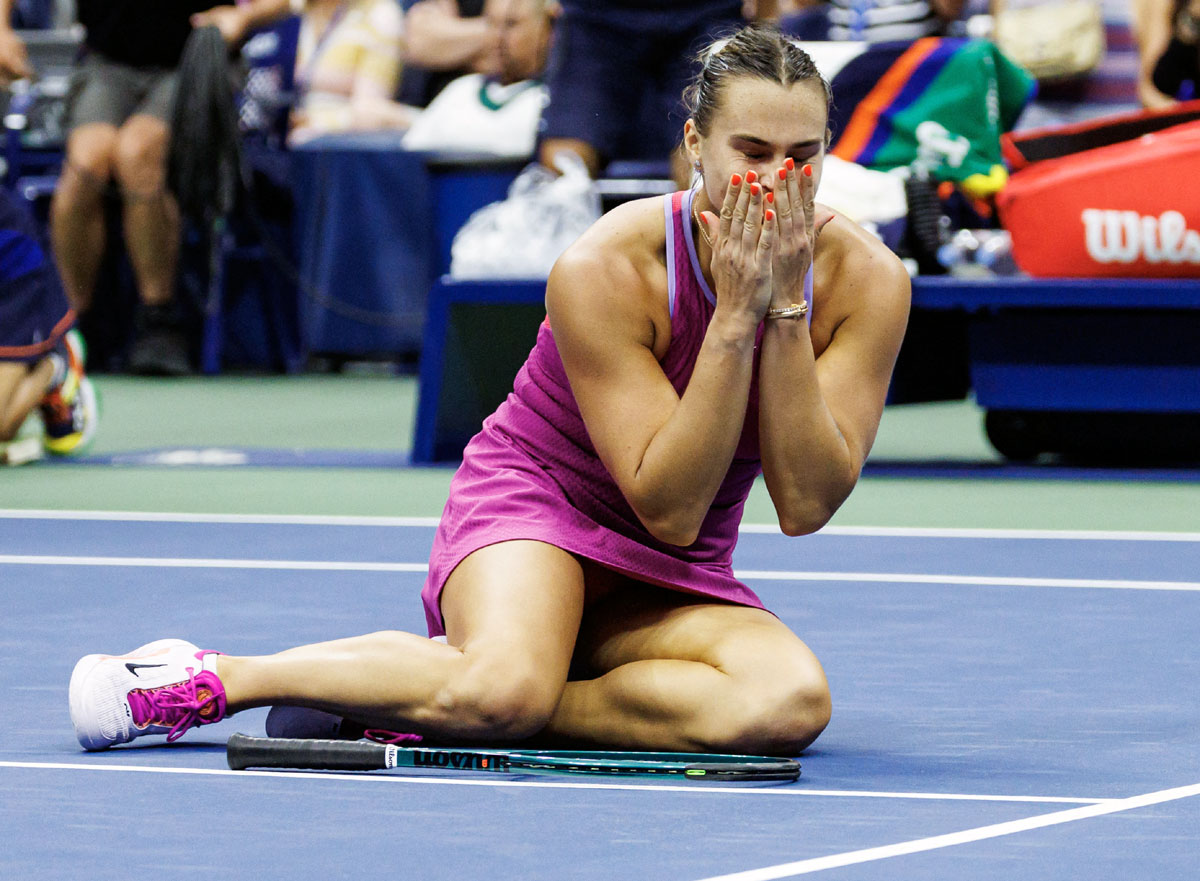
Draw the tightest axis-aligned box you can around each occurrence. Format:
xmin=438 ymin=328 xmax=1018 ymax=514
xmin=536 ymin=9 xmax=627 ymax=177
xmin=39 ymin=329 xmax=98 ymax=455
xmin=52 ymin=54 xmax=136 ymax=312
xmin=70 ymin=540 xmax=586 ymax=749
xmin=50 ymin=123 xmax=117 ymax=311
xmin=0 ymin=187 xmax=91 ymax=450
xmin=544 ymin=575 xmax=831 ymax=755
xmin=0 ymin=357 xmax=54 ymax=440
xmin=114 ymin=65 xmax=180 ymax=313
xmin=115 ymin=70 xmax=190 ymax=375
xmin=113 ymin=113 xmax=179 ymax=310
xmin=0 ymin=362 xmax=29 ymax=440
xmin=220 ymin=540 xmax=584 ymax=736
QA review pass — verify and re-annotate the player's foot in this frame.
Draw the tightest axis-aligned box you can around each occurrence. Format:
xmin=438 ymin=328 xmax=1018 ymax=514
xmin=265 ymin=705 xmax=360 ymax=740
xmin=69 ymin=638 xmax=227 ymax=751
xmin=265 ymin=705 xmax=421 ymax=744
xmin=39 ymin=329 xmax=97 ymax=456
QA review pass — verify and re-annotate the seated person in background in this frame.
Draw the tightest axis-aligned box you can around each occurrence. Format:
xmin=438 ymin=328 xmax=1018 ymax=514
xmin=402 ymin=0 xmax=556 ymax=156
xmin=400 ymin=0 xmax=494 ymax=106
xmin=538 ymin=0 xmax=746 ymax=182
xmin=288 ymin=0 xmax=415 ymax=145
xmin=781 ymin=0 xmax=965 ymax=42
xmin=0 ymin=0 xmax=289 ymax=376
xmin=1135 ymin=0 xmax=1200 ymax=106
xmin=0 ymin=188 xmax=97 ymax=456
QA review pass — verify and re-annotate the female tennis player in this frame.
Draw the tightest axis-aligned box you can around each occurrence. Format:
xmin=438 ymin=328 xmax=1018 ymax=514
xmin=69 ymin=24 xmax=910 ymax=756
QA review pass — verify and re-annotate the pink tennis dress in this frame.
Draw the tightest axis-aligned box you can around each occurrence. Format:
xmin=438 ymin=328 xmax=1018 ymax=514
xmin=421 ymin=188 xmax=815 ymax=636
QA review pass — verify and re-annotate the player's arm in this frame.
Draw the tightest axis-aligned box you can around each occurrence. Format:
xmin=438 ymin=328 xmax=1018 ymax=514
xmin=404 ymin=0 xmax=493 ymax=70
xmin=192 ymin=0 xmax=293 ymax=45
xmin=931 ymin=0 xmax=967 ymax=24
xmin=757 ymin=220 xmax=910 ymax=535
xmin=1131 ymin=0 xmax=1179 ymax=108
xmin=548 ymin=203 xmax=764 ymax=547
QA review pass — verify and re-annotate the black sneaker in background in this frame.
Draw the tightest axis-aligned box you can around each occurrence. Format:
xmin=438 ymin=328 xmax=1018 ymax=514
xmin=128 ymin=303 xmax=191 ymax=376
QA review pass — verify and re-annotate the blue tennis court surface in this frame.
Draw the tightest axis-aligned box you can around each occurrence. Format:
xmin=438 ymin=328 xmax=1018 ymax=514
xmin=2 ymin=510 xmax=1197 ymax=880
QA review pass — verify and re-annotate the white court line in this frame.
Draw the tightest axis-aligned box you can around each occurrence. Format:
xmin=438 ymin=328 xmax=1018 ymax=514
xmin=751 ymin=524 xmax=1200 ymax=542
xmin=0 ymin=555 xmax=427 ymax=573
xmin=735 ymin=570 xmax=1200 ymax=593
xmin=3 ymin=554 xmax=1199 ymax=592
xmin=0 ymin=509 xmax=441 ymax=528
xmin=0 ymin=760 xmax=1111 ymax=804
xmin=691 ymin=781 xmax=1200 ymax=881
xmin=2 ymin=509 xmax=1200 ymax=542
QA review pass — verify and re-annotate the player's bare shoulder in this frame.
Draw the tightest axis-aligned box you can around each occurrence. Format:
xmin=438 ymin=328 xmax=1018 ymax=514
xmin=811 ymin=207 xmax=911 ymax=345
xmin=547 ymin=196 xmax=672 ymax=342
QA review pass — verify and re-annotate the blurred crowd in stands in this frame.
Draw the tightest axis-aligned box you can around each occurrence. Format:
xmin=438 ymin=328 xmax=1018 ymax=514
xmin=0 ymin=0 xmax=1195 ymax=389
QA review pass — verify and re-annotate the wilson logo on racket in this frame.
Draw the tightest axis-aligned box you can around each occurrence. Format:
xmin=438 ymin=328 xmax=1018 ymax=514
xmin=412 ymin=749 xmax=512 ymax=771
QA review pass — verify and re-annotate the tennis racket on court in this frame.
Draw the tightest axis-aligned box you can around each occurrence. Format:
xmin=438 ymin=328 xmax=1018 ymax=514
xmin=227 ymin=734 xmax=800 ymax=782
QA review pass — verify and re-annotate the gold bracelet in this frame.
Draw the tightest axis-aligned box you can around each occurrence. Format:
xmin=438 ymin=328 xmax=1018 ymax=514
xmin=765 ymin=302 xmax=809 ymax=320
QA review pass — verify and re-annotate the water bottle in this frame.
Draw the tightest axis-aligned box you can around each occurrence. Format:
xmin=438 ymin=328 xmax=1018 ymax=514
xmin=974 ymin=230 xmax=1018 ymax=276
xmin=936 ymin=229 xmax=1018 ymax=277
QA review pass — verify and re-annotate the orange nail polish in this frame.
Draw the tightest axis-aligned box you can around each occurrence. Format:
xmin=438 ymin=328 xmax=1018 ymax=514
xmin=750 ymin=183 xmax=760 ymax=196
xmin=746 ymin=170 xmax=757 ymax=183
xmin=785 ymin=158 xmax=795 ymax=171
xmin=765 ymin=191 xmax=774 ymax=204
xmin=803 ymin=164 xmax=813 ymax=177
xmin=731 ymin=173 xmax=742 ymax=187
xmin=778 ymin=167 xmax=788 ymax=181
xmin=765 ymin=209 xmax=775 ymax=221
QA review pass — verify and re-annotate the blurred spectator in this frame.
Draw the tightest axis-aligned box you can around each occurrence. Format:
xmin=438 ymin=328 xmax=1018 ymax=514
xmin=0 ymin=0 xmax=34 ymax=84
xmin=0 ymin=187 xmax=97 ymax=455
xmin=0 ymin=0 xmax=291 ymax=375
xmin=402 ymin=0 xmax=556 ymax=155
xmin=780 ymin=0 xmax=966 ymax=42
xmin=289 ymin=0 xmax=416 ymax=145
xmin=399 ymin=0 xmax=493 ymax=106
xmin=537 ymin=0 xmax=745 ymax=181
xmin=1135 ymin=0 xmax=1200 ymax=106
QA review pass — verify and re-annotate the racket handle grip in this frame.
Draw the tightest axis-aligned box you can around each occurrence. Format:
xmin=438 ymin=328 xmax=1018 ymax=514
xmin=227 ymin=733 xmax=389 ymax=771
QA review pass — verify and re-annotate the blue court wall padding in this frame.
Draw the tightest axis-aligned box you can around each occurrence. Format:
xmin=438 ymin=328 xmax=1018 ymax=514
xmin=414 ymin=278 xmax=546 ymax=463
xmin=288 ymin=137 xmax=526 ymax=360
xmin=291 ymin=137 xmax=435 ymax=358
xmin=967 ymin=310 xmax=1200 ymax=412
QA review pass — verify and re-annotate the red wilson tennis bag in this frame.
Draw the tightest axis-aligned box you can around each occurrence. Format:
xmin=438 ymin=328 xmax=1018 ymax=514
xmin=1000 ymin=100 xmax=1200 ymax=170
xmin=996 ymin=112 xmax=1200 ymax=278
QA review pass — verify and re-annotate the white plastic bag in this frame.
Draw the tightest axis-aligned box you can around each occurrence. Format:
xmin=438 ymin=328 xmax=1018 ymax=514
xmin=817 ymin=155 xmax=908 ymax=228
xmin=449 ymin=153 xmax=601 ymax=279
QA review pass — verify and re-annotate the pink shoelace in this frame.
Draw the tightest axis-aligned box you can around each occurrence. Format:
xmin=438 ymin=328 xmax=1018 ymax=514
xmin=364 ymin=729 xmax=423 ymax=745
xmin=128 ymin=669 xmax=227 ymax=742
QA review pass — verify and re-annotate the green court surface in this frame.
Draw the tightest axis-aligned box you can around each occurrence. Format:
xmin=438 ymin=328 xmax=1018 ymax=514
xmin=3 ymin=374 xmax=1199 ymax=532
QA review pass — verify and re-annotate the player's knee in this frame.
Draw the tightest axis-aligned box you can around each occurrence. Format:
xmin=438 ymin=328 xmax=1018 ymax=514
xmin=436 ymin=661 xmax=559 ymax=739
xmin=706 ymin=670 xmax=831 ymax=756
xmin=64 ymin=129 xmax=118 ymax=186
xmin=763 ymin=673 xmax=832 ymax=754
xmin=56 ymin=153 xmax=115 ymax=212
xmin=113 ymin=128 xmax=168 ymax=195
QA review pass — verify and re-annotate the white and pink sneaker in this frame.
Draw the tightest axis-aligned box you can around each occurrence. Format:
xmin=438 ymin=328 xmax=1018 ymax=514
xmin=69 ymin=638 xmax=227 ymax=751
